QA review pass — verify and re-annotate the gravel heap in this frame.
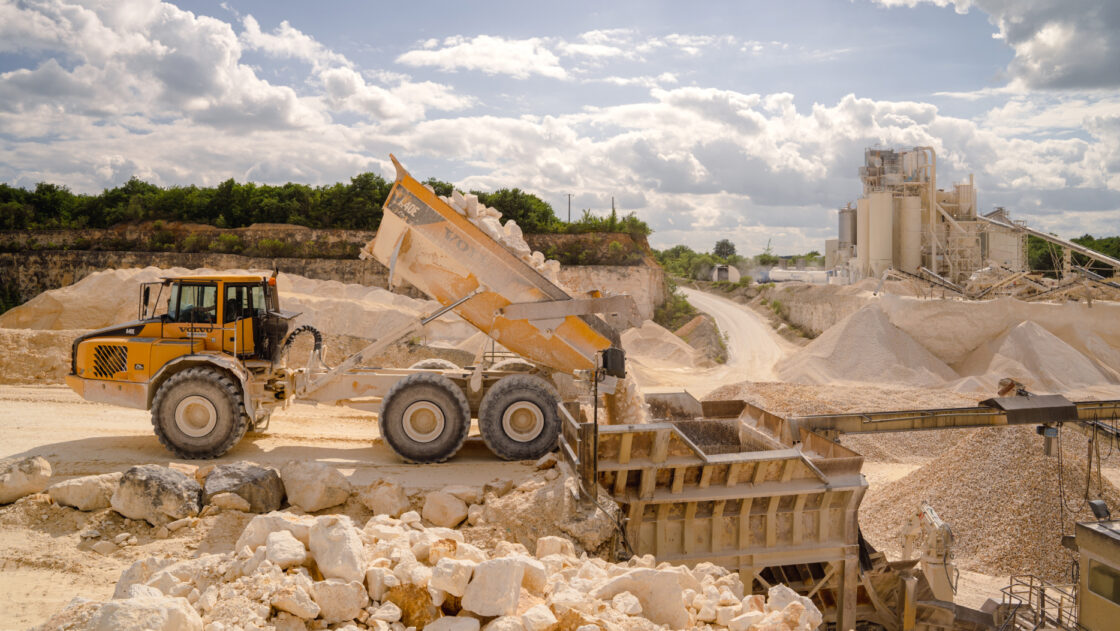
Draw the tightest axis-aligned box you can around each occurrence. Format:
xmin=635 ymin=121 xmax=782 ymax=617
xmin=859 ymin=425 xmax=1120 ymax=582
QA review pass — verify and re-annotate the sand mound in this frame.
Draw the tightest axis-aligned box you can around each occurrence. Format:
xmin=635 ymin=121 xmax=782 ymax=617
xmin=0 ymin=267 xmax=477 ymax=345
xmin=621 ymin=320 xmax=703 ymax=369
xmin=953 ymin=321 xmax=1115 ymax=393
xmin=777 ymin=305 xmax=958 ymax=387
xmin=860 ymin=425 xmax=1120 ymax=582
xmin=0 ymin=267 xmax=182 ymax=330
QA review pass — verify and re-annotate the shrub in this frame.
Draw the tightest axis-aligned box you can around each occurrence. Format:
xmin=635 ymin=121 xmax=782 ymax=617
xmin=210 ymin=233 xmax=244 ymax=253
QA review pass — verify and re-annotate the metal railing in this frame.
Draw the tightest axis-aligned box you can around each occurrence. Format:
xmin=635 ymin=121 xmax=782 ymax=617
xmin=999 ymin=575 xmax=1078 ymax=631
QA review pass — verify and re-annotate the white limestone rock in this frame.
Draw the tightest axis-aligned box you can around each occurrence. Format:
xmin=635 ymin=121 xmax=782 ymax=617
xmin=440 ymin=484 xmax=482 ymax=504
xmin=357 ymin=480 xmax=411 ymax=517
xmin=265 ymin=530 xmax=307 ymax=569
xmin=309 ymin=515 xmax=365 ymax=582
xmin=590 ymin=568 xmax=690 ymax=629
xmin=209 ymin=492 xmax=251 ymax=512
xmin=0 ymin=455 xmax=51 ymax=505
xmin=272 ymin=584 xmax=320 ymax=619
xmin=430 ymin=558 xmax=475 ymax=598
xmin=483 ymin=616 xmax=525 ymax=631
xmin=534 ymin=536 xmax=575 ymax=559
xmin=611 ymin=591 xmax=642 ymax=615
xmin=426 ymin=617 xmax=481 ymax=631
xmin=47 ymin=471 xmax=121 ymax=511
xmin=279 ymin=461 xmax=351 ymax=512
xmin=86 ymin=595 xmax=202 ymax=631
xmin=520 ymin=604 xmax=558 ymax=631
xmin=310 ymin=579 xmax=369 ymax=624
xmin=235 ymin=511 xmax=315 ymax=551
xmin=422 ymin=491 xmax=468 ymax=528
xmin=461 ymin=558 xmax=524 ymax=617
xmin=365 ymin=567 xmax=400 ymax=601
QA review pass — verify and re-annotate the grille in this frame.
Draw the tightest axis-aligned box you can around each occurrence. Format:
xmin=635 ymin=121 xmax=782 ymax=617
xmin=92 ymin=345 xmax=128 ymax=378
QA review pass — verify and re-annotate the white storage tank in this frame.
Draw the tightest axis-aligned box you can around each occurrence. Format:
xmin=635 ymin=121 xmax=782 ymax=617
xmin=898 ymin=196 xmax=923 ymax=273
xmin=868 ymin=191 xmax=893 ymax=276
xmin=838 ymin=206 xmax=855 ymax=252
xmin=855 ymin=197 xmax=870 ymax=278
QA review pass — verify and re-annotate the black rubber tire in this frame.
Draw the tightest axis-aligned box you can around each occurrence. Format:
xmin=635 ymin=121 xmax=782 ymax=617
xmin=378 ymin=373 xmax=471 ymax=463
xmin=478 ymin=374 xmax=561 ymax=461
xmin=488 ymin=358 xmax=536 ymax=372
xmin=408 ymin=358 xmax=459 ymax=370
xmin=151 ymin=367 xmax=247 ymax=459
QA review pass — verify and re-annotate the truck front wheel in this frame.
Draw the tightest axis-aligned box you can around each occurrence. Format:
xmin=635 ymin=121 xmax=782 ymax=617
xmin=378 ymin=373 xmax=471 ymax=463
xmin=151 ymin=367 xmax=248 ymax=459
xmin=478 ymin=374 xmax=561 ymax=461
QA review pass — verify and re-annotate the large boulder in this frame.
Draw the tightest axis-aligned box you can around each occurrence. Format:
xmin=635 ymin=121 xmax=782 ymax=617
xmin=590 ymin=568 xmax=690 ymax=629
xmin=235 ymin=511 xmax=315 ymax=551
xmin=0 ymin=455 xmax=52 ymax=504
xmin=309 ymin=515 xmax=365 ymax=582
xmin=310 ymin=579 xmax=368 ymax=624
xmin=47 ymin=472 xmax=122 ymax=511
xmin=279 ymin=461 xmax=351 ymax=512
xmin=357 ymin=480 xmax=411 ymax=517
xmin=202 ymin=462 xmax=284 ymax=513
xmin=87 ymin=595 xmax=202 ymax=631
xmin=422 ymin=491 xmax=468 ymax=528
xmin=461 ymin=558 xmax=524 ymax=617
xmin=110 ymin=465 xmax=201 ymax=526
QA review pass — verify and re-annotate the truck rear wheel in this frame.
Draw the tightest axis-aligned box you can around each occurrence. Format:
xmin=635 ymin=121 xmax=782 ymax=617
xmin=478 ymin=374 xmax=560 ymax=461
xmin=151 ymin=367 xmax=247 ymax=459
xmin=379 ymin=373 xmax=470 ymax=463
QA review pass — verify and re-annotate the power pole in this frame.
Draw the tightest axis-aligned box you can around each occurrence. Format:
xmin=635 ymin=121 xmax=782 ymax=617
xmin=567 ymin=193 xmax=572 ymax=223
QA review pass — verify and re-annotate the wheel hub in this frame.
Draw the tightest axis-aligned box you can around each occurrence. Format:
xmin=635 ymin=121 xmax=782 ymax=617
xmin=502 ymin=401 xmax=545 ymax=442
xmin=175 ymin=395 xmax=217 ymax=438
xmin=402 ymin=401 xmax=445 ymax=443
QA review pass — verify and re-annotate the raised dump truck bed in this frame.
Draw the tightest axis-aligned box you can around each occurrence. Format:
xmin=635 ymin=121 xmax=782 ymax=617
xmin=365 ymin=155 xmax=621 ymax=374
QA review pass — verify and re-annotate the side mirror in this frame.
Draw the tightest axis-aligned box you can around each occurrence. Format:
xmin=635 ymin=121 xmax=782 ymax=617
xmin=140 ymin=286 xmax=151 ymax=319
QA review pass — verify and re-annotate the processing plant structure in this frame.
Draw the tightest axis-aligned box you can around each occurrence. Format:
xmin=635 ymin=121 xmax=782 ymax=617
xmin=825 ymin=147 xmax=1120 ymax=295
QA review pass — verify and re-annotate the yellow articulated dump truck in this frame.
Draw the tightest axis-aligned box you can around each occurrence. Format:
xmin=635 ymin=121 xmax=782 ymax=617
xmin=66 ymin=155 xmax=636 ymax=463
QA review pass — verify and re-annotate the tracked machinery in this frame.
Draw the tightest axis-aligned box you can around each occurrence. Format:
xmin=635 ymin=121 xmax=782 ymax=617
xmin=66 ymin=155 xmax=639 ymax=463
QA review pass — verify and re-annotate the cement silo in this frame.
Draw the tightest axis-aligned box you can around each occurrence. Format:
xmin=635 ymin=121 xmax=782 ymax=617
xmin=838 ymin=206 xmax=855 ymax=249
xmin=868 ymin=191 xmax=893 ymax=276
xmin=855 ymin=197 xmax=870 ymax=277
xmin=897 ymin=195 xmax=922 ymax=273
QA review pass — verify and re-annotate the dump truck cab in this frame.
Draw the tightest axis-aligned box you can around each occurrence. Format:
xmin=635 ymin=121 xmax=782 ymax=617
xmin=66 ymin=274 xmax=299 ymax=458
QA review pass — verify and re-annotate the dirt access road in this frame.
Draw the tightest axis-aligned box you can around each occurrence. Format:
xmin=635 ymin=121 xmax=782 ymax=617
xmin=626 ymin=287 xmax=792 ymax=397
xmin=0 ymin=385 xmax=536 ymax=488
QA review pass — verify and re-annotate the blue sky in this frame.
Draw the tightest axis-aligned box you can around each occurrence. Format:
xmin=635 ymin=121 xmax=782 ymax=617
xmin=1 ymin=0 xmax=1118 ymax=254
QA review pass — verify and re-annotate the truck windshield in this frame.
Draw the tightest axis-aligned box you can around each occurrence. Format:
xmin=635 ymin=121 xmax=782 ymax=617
xmin=168 ymin=283 xmax=218 ymax=323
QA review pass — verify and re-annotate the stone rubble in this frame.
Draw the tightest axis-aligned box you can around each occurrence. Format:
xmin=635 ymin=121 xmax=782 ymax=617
xmin=36 ymin=500 xmax=823 ymax=631
xmin=437 ymin=191 xmax=564 ymax=287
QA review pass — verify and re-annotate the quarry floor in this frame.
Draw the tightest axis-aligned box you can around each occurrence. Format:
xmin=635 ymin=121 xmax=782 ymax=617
xmin=4 ymin=288 xmax=1118 ymax=628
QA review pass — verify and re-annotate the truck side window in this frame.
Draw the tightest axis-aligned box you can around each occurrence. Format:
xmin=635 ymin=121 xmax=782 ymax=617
xmin=171 ymin=284 xmax=217 ymax=324
xmin=224 ymin=285 xmax=267 ymax=323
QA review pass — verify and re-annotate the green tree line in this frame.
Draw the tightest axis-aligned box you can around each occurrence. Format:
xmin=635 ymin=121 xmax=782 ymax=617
xmin=1028 ymin=234 xmax=1120 ymax=277
xmin=0 ymin=175 xmax=649 ymax=238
